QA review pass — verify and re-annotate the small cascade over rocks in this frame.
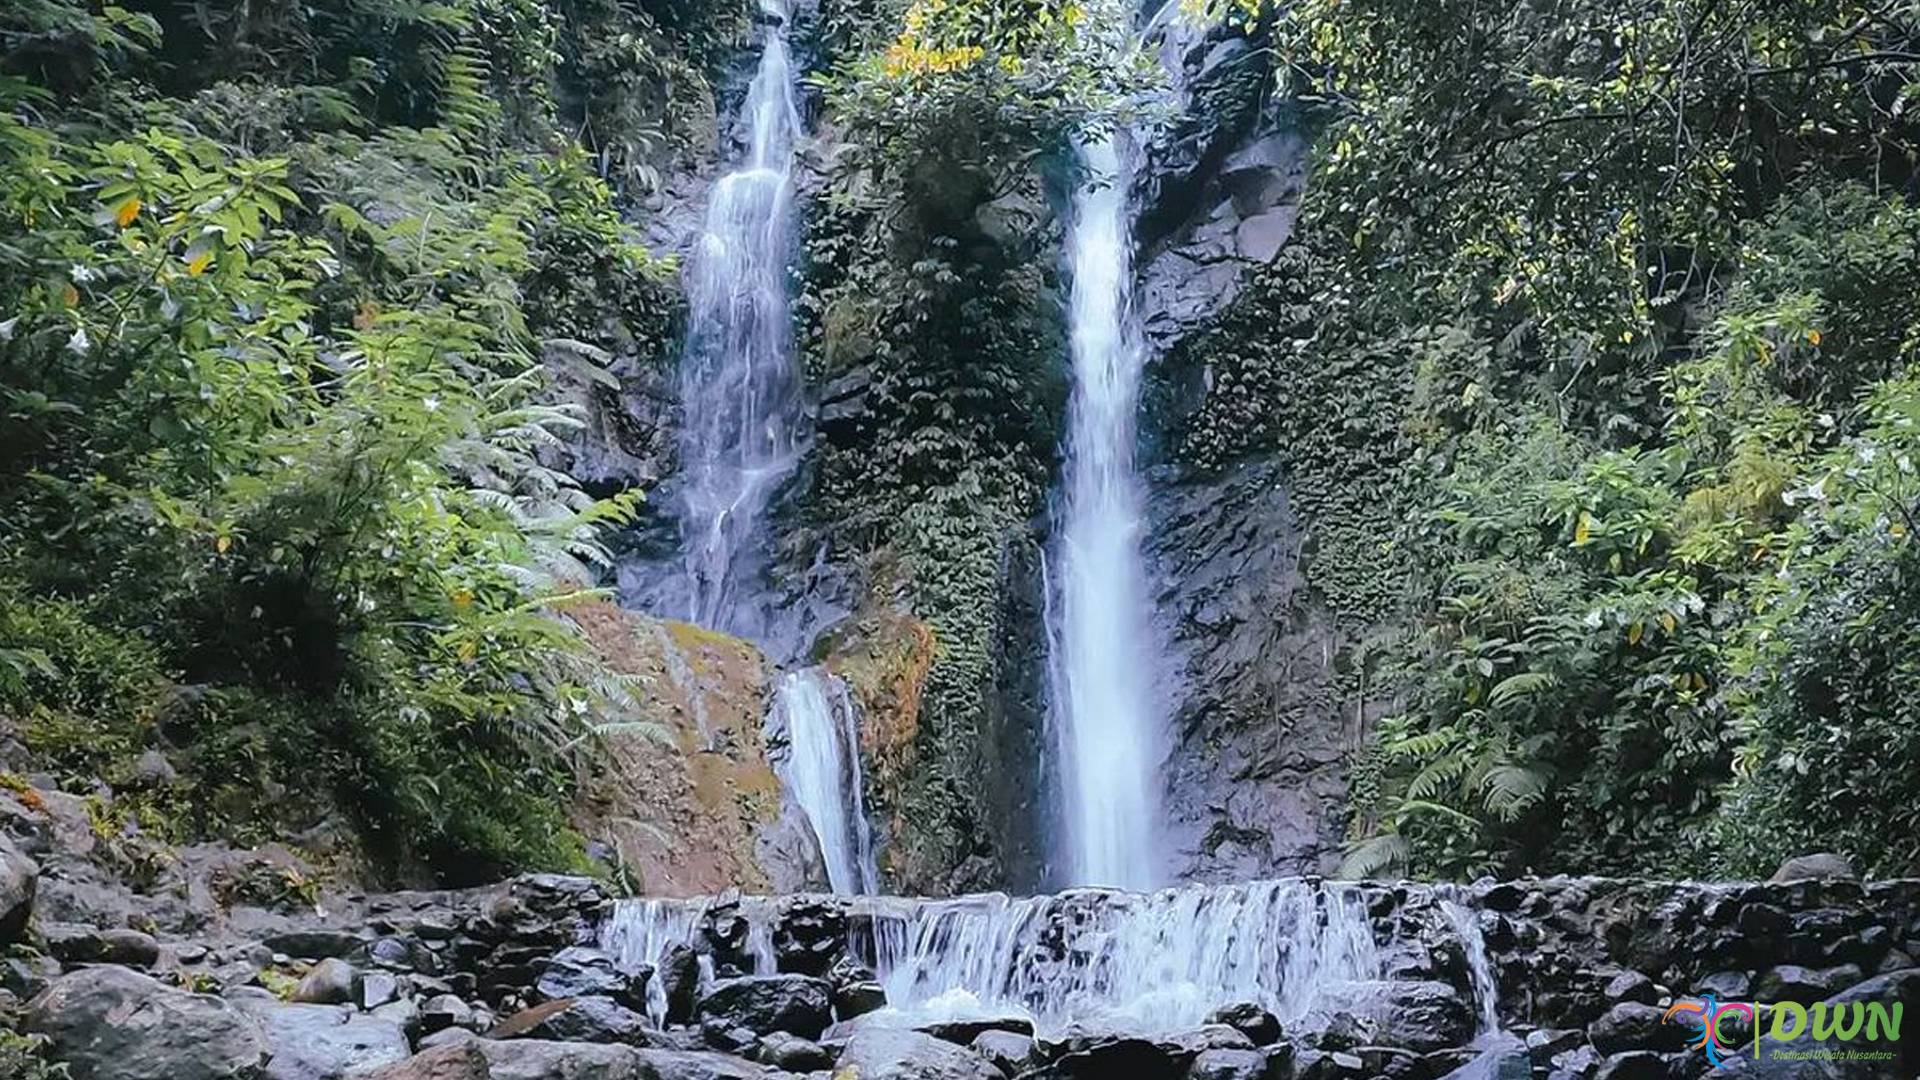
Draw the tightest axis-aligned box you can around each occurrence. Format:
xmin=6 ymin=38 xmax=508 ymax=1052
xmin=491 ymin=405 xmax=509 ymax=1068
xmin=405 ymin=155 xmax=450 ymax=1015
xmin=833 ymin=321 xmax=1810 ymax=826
xmin=766 ymin=668 xmax=879 ymax=896
xmin=674 ymin=0 xmax=807 ymax=634
xmin=867 ymin=879 xmax=1382 ymax=1033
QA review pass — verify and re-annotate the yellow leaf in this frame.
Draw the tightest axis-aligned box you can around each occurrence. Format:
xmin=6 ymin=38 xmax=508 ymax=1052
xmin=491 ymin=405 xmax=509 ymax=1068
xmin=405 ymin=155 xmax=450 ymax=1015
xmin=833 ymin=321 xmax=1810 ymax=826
xmin=115 ymin=196 xmax=141 ymax=228
xmin=1893 ymin=523 xmax=1909 ymax=538
xmin=457 ymin=640 xmax=476 ymax=662
xmin=1692 ymin=672 xmax=1708 ymax=691
xmin=186 ymin=251 xmax=213 ymax=276
xmin=1627 ymin=621 xmax=1643 ymax=645
xmin=1806 ymin=329 xmax=1822 ymax=346
xmin=1574 ymin=513 xmax=1592 ymax=545
xmin=1659 ymin=612 xmax=1676 ymax=635
xmin=452 ymin=590 xmax=473 ymax=609
xmin=61 ymin=282 xmax=79 ymax=307
xmin=216 ymin=535 xmax=231 ymax=554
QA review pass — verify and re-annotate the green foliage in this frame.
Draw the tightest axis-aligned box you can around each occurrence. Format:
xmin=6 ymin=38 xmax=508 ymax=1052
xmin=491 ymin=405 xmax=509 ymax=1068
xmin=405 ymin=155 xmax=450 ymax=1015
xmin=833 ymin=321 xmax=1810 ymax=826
xmin=0 ymin=1030 xmax=67 ymax=1080
xmin=1183 ymin=0 xmax=1920 ymax=877
xmin=0 ymin=0 xmax=669 ymax=881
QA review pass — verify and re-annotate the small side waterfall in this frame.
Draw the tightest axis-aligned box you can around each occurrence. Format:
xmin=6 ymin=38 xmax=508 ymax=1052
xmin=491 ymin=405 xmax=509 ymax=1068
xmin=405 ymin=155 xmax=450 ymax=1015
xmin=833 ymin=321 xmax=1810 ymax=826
xmin=1443 ymin=900 xmax=1503 ymax=1036
xmin=675 ymin=0 xmax=806 ymax=631
xmin=768 ymin=669 xmax=879 ymax=895
xmin=1046 ymin=120 xmax=1166 ymax=891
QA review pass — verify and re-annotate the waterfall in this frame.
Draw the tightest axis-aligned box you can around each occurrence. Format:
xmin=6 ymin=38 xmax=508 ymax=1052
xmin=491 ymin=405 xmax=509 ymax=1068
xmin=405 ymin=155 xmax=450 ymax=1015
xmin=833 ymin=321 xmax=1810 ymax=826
xmin=675 ymin=0 xmax=806 ymax=632
xmin=1442 ymin=900 xmax=1503 ymax=1036
xmin=768 ymin=669 xmax=880 ymax=895
xmin=1046 ymin=123 xmax=1166 ymax=889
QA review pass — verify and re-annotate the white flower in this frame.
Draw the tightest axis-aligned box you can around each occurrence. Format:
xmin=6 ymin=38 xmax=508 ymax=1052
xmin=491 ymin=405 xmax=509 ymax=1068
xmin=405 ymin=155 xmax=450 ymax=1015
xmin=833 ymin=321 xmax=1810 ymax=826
xmin=0 ymin=316 xmax=16 ymax=340
xmin=422 ymin=395 xmax=441 ymax=412
xmin=70 ymin=264 xmax=98 ymax=284
xmin=67 ymin=326 xmax=89 ymax=354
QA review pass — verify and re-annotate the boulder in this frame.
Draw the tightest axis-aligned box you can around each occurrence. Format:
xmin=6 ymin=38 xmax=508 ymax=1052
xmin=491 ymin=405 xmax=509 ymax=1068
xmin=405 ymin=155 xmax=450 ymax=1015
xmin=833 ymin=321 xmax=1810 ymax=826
xmin=1206 ymin=1002 xmax=1283 ymax=1047
xmin=1592 ymin=1051 xmax=1668 ymax=1080
xmin=26 ymin=965 xmax=269 ymax=1080
xmin=1771 ymin=853 xmax=1858 ymax=883
xmin=970 ymin=1028 xmax=1038 ymax=1074
xmin=916 ymin=1015 xmax=1034 ymax=1046
xmin=656 ymin=944 xmax=701 ymax=1024
xmin=1189 ymin=1047 xmax=1272 ymax=1080
xmin=835 ymin=1027 xmax=1003 ymax=1080
xmin=0 ymin=833 xmax=38 ymax=945
xmin=517 ymin=996 xmax=652 ymax=1046
xmin=1755 ymin=963 xmax=1862 ymax=1002
xmin=1589 ymin=1001 xmax=1686 ymax=1055
xmin=534 ymin=947 xmax=646 ymax=1012
xmin=696 ymin=974 xmax=832 ymax=1040
xmin=753 ymin=1031 xmax=832 ymax=1071
xmin=1375 ymin=981 xmax=1476 ymax=1052
xmin=1031 ymin=1036 xmax=1183 ymax=1079
xmin=43 ymin=923 xmax=161 ymax=968
xmin=1602 ymin=971 xmax=1659 ymax=1006
xmin=292 ymin=958 xmax=356 ymax=1005
xmin=240 ymin=1001 xmax=410 ymax=1080
xmin=421 ymin=994 xmax=477 ymax=1033
xmin=833 ymin=979 xmax=887 ymax=1020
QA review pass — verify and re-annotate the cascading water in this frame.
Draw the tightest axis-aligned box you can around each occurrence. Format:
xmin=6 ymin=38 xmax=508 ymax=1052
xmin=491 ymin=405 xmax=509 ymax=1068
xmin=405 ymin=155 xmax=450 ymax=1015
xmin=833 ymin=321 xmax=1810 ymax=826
xmin=599 ymin=880 xmax=1383 ymax=1037
xmin=675 ymin=0 xmax=806 ymax=632
xmin=869 ymin=880 xmax=1381 ymax=1032
xmin=1443 ymin=899 xmax=1504 ymax=1036
xmin=768 ymin=669 xmax=879 ymax=895
xmin=1046 ymin=118 xmax=1167 ymax=892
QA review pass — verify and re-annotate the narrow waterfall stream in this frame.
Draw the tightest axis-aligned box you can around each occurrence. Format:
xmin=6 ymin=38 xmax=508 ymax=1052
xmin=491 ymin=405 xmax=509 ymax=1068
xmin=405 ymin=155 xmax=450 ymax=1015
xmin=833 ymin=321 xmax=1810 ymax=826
xmin=768 ymin=669 xmax=879 ymax=895
xmin=675 ymin=0 xmax=806 ymax=632
xmin=1047 ymin=107 xmax=1167 ymax=890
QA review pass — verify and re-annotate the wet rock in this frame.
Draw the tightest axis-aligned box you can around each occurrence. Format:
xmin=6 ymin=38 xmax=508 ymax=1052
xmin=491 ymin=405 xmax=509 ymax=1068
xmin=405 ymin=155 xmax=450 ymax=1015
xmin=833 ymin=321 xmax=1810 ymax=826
xmin=917 ymin=1014 xmax=1034 ymax=1046
xmin=753 ymin=1030 xmax=832 ymax=1071
xmin=239 ymin=1001 xmax=410 ymax=1080
xmin=1189 ymin=1046 xmax=1272 ymax=1080
xmin=1207 ymin=1002 xmax=1283 ymax=1046
xmin=26 ymin=964 xmax=269 ymax=1080
xmin=534 ymin=946 xmax=646 ymax=1011
xmin=970 ymin=1028 xmax=1038 ymax=1074
xmin=833 ymin=979 xmax=887 ymax=1020
xmin=262 ymin=930 xmax=368 ymax=960
xmin=0 ymin=833 xmax=37 ymax=945
xmin=1602 ymin=971 xmax=1658 ymax=1006
xmin=657 ymin=944 xmax=702 ymax=1024
xmin=44 ymin=923 xmax=160 ymax=968
xmin=1375 ymin=981 xmax=1476 ymax=1052
xmin=1589 ymin=1002 xmax=1685 ymax=1055
xmin=1592 ymin=1050 xmax=1669 ymax=1080
xmin=417 ymin=1028 xmax=476 ymax=1051
xmin=1754 ymin=963 xmax=1861 ymax=1001
xmin=697 ymin=974 xmax=832 ymax=1039
xmin=1524 ymin=1028 xmax=1584 ymax=1061
xmin=836 ymin=1027 xmax=1003 ymax=1080
xmin=1771 ymin=853 xmax=1858 ymax=883
xmin=519 ymin=996 xmax=653 ymax=1046
xmin=293 ymin=958 xmax=357 ymax=1005
xmin=635 ymin=1047 xmax=773 ymax=1079
xmin=358 ymin=970 xmax=402 ymax=1010
xmin=1161 ymin=1024 xmax=1258 ymax=1060
xmin=421 ymin=993 xmax=476 ymax=1033
xmin=1033 ymin=1036 xmax=1182 ymax=1079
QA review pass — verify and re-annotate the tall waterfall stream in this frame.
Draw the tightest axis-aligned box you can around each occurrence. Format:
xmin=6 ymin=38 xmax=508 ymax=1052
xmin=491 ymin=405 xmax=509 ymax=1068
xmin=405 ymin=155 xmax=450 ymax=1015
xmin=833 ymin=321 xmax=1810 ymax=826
xmin=674 ymin=0 xmax=806 ymax=633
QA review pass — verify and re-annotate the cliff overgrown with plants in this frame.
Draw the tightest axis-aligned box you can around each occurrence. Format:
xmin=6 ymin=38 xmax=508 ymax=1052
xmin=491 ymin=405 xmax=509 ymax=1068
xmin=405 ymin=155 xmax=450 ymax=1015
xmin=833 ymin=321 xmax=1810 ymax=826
xmin=0 ymin=0 xmax=735 ymax=883
xmin=1166 ymin=0 xmax=1920 ymax=879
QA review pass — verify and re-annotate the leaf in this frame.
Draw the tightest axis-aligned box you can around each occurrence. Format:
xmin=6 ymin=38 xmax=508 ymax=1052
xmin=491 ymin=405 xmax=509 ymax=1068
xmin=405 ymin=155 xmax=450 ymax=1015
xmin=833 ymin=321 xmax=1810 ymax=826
xmin=1488 ymin=671 xmax=1557 ymax=709
xmin=115 ymin=196 xmax=142 ymax=227
xmin=1574 ymin=512 xmax=1592 ymax=544
xmin=1627 ymin=621 xmax=1643 ymax=645
xmin=186 ymin=251 xmax=213 ymax=276
xmin=215 ymin=535 xmax=231 ymax=554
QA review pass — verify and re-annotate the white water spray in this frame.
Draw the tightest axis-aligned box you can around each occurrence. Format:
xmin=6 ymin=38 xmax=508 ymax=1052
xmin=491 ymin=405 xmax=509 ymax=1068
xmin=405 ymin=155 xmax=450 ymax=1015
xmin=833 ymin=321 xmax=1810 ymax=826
xmin=676 ymin=0 xmax=806 ymax=630
xmin=1047 ymin=123 xmax=1166 ymax=890
xmin=769 ymin=669 xmax=880 ymax=895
